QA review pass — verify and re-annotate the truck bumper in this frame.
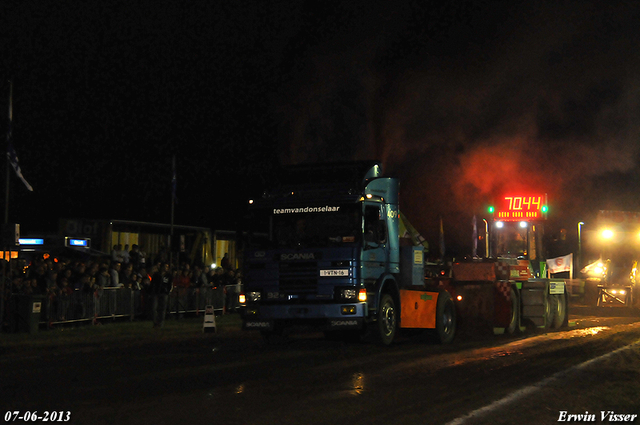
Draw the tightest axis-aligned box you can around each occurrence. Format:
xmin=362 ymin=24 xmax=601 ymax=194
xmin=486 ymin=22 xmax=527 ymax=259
xmin=242 ymin=302 xmax=367 ymax=331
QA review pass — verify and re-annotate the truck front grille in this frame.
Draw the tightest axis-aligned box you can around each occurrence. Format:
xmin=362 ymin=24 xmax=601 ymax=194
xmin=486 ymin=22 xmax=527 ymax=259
xmin=279 ymin=261 xmax=317 ymax=293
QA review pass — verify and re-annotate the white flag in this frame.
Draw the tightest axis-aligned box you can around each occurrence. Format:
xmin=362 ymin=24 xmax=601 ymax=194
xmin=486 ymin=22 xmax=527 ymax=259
xmin=547 ymin=253 xmax=573 ymax=274
xmin=7 ymin=140 xmax=33 ymax=192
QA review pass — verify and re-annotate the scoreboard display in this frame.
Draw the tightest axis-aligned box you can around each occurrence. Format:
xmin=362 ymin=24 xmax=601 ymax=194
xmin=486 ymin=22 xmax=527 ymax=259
xmin=493 ymin=194 xmax=547 ymax=221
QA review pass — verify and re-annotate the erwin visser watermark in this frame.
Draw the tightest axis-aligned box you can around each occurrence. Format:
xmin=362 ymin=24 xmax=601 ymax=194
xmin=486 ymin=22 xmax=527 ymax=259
xmin=558 ymin=411 xmax=638 ymax=422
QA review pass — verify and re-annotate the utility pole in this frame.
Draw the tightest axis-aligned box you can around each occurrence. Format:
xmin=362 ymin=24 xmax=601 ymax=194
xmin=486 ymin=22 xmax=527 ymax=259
xmin=5 ymin=80 xmax=12 ymax=225
xmin=170 ymin=155 xmax=176 ymax=267
xmin=2 ymin=80 xmax=12 ymax=332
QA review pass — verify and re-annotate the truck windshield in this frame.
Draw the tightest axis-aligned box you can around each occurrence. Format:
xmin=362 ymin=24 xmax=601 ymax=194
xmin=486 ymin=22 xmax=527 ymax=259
xmin=271 ymin=204 xmax=360 ymax=248
xmin=494 ymin=222 xmax=528 ymax=259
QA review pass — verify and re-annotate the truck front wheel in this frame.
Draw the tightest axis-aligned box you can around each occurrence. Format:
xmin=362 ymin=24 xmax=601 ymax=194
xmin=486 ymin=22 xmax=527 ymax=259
xmin=377 ymin=293 xmax=397 ymax=345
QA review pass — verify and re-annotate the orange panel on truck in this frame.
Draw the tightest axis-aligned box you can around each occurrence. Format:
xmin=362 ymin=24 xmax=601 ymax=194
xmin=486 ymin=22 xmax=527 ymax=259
xmin=400 ymin=290 xmax=438 ymax=329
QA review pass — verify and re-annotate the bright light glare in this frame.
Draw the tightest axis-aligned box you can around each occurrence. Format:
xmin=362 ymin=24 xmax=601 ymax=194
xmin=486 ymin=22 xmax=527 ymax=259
xmin=519 ymin=221 xmax=528 ymax=228
xmin=495 ymin=221 xmax=504 ymax=229
xmin=601 ymin=229 xmax=614 ymax=239
xmin=456 ymin=295 xmax=463 ymax=301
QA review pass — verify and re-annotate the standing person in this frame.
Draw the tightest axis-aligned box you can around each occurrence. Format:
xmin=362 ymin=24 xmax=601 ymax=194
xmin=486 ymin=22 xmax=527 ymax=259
xmin=121 ymin=244 xmax=131 ymax=265
xmin=222 ymin=269 xmax=237 ymax=313
xmin=111 ymin=245 xmax=124 ymax=263
xmin=129 ymin=244 xmax=141 ymax=269
xmin=150 ymin=262 xmax=172 ymax=328
xmin=221 ymin=253 xmax=231 ymax=271
xmin=95 ymin=265 xmax=110 ymax=318
xmin=173 ymin=264 xmax=191 ymax=318
xmin=109 ymin=262 xmax=123 ymax=288
xmin=120 ymin=263 xmax=134 ymax=289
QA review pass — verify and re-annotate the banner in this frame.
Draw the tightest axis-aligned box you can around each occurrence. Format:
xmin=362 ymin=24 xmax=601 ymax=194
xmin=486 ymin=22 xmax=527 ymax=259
xmin=547 ymin=253 xmax=573 ymax=274
xmin=399 ymin=211 xmax=428 ymax=251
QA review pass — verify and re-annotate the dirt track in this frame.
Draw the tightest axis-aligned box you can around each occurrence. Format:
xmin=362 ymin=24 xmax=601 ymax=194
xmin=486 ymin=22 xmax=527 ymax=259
xmin=2 ymin=307 xmax=640 ymax=425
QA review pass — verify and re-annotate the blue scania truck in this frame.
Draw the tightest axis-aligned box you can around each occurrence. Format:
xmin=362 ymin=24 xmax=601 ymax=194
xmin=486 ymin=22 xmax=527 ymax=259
xmin=240 ymin=161 xmax=456 ymax=345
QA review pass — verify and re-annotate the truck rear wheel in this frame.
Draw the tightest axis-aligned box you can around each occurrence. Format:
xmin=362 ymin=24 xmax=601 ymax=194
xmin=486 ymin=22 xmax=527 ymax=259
xmin=506 ymin=287 xmax=519 ymax=334
xmin=546 ymin=293 xmax=567 ymax=329
xmin=377 ymin=293 xmax=397 ymax=345
xmin=434 ymin=290 xmax=456 ymax=344
xmin=551 ymin=294 xmax=567 ymax=328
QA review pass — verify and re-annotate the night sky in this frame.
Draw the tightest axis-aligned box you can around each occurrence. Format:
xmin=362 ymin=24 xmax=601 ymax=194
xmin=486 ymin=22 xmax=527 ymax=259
xmin=2 ymin=0 xmax=640 ymax=255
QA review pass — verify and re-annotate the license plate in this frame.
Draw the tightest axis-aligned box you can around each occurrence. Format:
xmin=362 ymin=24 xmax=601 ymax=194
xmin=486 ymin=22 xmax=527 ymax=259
xmin=549 ymin=281 xmax=565 ymax=295
xmin=320 ymin=269 xmax=349 ymax=277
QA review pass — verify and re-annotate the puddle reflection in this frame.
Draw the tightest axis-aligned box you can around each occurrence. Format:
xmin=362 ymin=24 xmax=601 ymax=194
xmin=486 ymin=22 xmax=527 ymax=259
xmin=350 ymin=372 xmax=366 ymax=395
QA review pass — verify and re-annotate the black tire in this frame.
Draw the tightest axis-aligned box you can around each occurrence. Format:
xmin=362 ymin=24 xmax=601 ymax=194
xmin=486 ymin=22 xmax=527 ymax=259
xmin=550 ymin=294 xmax=566 ymax=329
xmin=377 ymin=293 xmax=397 ymax=346
xmin=435 ymin=290 xmax=456 ymax=344
xmin=545 ymin=293 xmax=554 ymax=329
xmin=506 ymin=287 xmax=519 ymax=334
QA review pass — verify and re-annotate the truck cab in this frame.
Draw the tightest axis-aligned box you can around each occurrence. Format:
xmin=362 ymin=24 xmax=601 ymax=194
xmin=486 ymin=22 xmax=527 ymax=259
xmin=241 ymin=161 xmax=455 ymax=344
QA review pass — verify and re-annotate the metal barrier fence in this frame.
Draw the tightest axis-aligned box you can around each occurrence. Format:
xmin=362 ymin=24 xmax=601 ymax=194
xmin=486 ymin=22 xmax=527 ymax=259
xmin=7 ymin=286 xmax=226 ymax=331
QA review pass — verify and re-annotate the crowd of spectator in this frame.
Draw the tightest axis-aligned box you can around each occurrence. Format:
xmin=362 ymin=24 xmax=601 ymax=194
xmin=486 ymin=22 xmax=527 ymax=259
xmin=1 ymin=243 xmax=241 ymax=329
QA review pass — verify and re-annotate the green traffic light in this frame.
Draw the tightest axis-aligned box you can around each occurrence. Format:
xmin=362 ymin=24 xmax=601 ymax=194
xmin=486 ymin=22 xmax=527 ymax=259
xmin=541 ymin=205 xmax=548 ymax=213
xmin=488 ymin=206 xmax=494 ymax=213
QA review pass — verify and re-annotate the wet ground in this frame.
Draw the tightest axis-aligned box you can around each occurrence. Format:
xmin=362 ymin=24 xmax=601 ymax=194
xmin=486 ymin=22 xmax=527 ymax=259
xmin=2 ymin=303 xmax=640 ymax=425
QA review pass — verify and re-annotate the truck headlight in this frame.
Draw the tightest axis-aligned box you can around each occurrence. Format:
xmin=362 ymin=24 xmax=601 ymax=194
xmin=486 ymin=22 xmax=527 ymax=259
xmin=341 ymin=289 xmax=357 ymax=300
xmin=246 ymin=291 xmax=261 ymax=302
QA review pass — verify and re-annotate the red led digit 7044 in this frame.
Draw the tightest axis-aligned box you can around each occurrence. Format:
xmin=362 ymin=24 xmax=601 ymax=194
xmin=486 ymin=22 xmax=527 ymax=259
xmin=504 ymin=196 xmax=542 ymax=211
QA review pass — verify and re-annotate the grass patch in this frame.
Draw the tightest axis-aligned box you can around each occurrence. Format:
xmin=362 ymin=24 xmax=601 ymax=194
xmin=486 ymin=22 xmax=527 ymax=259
xmin=0 ymin=314 xmax=243 ymax=353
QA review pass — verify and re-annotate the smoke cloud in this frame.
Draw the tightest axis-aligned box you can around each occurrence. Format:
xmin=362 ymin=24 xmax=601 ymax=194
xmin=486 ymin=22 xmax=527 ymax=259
xmin=276 ymin=1 xmax=640 ymax=253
